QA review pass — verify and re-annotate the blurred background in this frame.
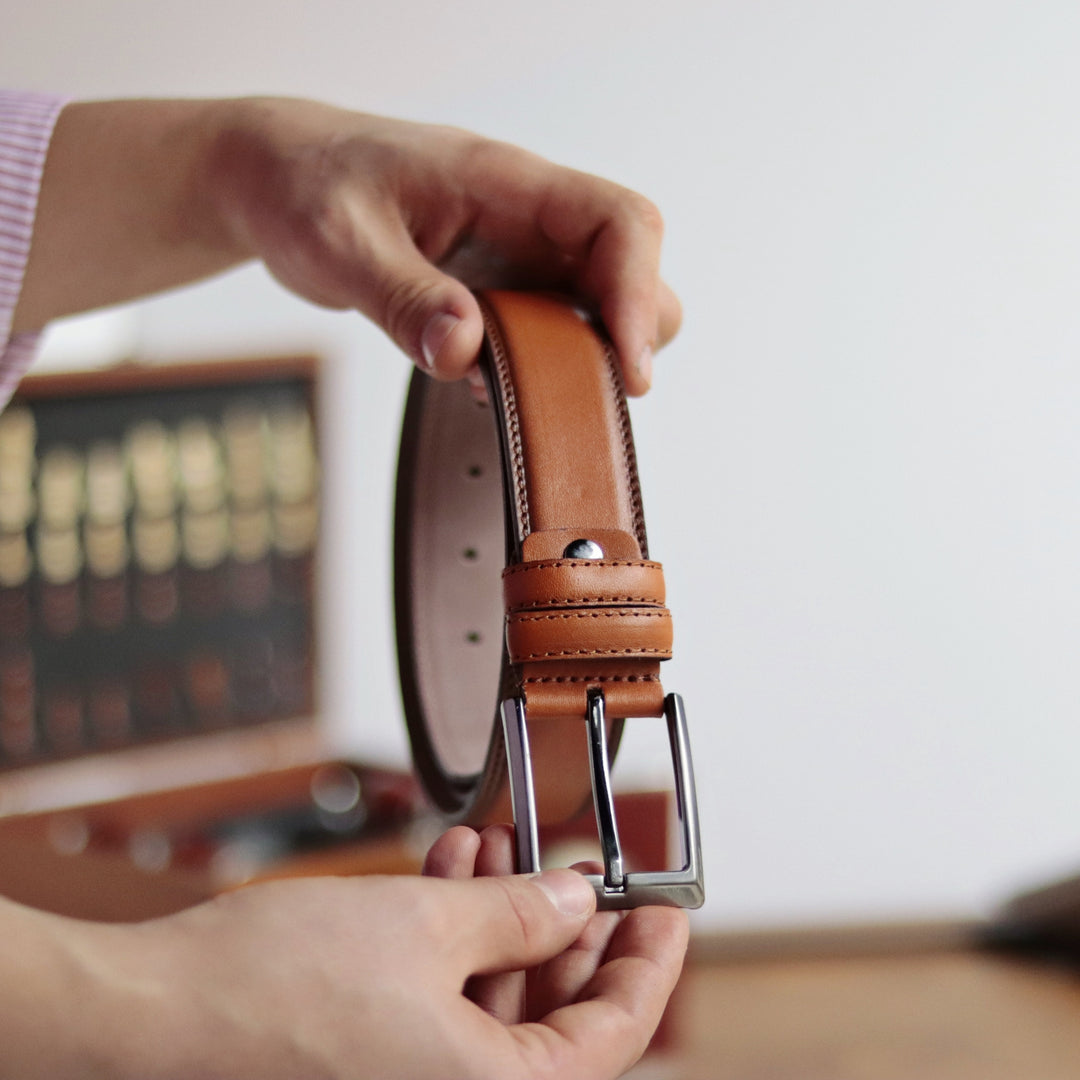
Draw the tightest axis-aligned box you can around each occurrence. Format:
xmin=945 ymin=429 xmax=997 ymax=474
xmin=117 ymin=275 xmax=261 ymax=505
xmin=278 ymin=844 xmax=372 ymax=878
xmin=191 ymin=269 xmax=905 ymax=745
xmin=4 ymin=0 xmax=1080 ymax=935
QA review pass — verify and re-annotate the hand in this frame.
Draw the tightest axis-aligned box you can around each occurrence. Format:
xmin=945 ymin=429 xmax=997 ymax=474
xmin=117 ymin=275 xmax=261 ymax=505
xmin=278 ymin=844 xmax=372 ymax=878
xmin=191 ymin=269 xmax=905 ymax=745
xmin=16 ymin=98 xmax=681 ymax=395
xmin=2 ymin=846 xmax=686 ymax=1079
xmin=423 ymin=824 xmax=689 ymax=1074
xmin=205 ymin=99 xmax=681 ymax=393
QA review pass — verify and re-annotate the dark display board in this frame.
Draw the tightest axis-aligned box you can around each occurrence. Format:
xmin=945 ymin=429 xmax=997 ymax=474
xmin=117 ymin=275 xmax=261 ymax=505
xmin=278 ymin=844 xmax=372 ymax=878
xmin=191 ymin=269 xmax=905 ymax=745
xmin=0 ymin=358 xmax=319 ymax=770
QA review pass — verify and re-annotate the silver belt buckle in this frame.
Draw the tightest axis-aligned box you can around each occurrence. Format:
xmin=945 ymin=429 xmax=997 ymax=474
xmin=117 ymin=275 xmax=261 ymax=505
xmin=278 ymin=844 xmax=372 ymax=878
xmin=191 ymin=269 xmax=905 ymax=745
xmin=501 ymin=690 xmax=705 ymax=910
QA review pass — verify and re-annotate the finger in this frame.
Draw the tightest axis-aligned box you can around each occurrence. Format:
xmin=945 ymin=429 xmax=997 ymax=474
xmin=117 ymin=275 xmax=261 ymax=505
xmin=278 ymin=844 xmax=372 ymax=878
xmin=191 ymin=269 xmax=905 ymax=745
xmin=248 ymin=186 xmax=487 ymax=381
xmin=531 ymin=172 xmax=675 ymax=397
xmin=613 ymin=276 xmax=681 ymax=396
xmin=656 ymin=279 xmax=683 ymax=350
xmin=422 ymin=826 xmax=481 ymax=879
xmin=473 ymin=823 xmax=516 ymax=877
xmin=424 ymin=825 xmax=524 ymax=1020
xmin=464 ymin=363 xmax=490 ymax=405
xmin=513 ymin=906 xmax=690 ymax=1078
xmin=463 ymin=150 xmax=679 ymax=395
xmin=525 ymin=859 xmax=621 ymax=1022
xmin=354 ymin=217 xmax=487 ymax=381
xmin=467 ymin=825 xmax=526 ymax=1023
xmin=442 ymin=869 xmax=597 ymax=979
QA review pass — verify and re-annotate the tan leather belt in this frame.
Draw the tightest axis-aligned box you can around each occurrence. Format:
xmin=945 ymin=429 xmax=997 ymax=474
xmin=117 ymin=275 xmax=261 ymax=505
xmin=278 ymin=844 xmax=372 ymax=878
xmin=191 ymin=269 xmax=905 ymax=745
xmin=394 ymin=290 xmax=703 ymax=908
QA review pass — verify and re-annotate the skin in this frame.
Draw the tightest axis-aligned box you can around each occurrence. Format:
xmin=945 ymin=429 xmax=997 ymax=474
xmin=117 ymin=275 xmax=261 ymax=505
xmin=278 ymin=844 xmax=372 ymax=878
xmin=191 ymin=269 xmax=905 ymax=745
xmin=2 ymin=95 xmax=689 ymax=1077
xmin=421 ymin=824 xmax=686 ymax=1034
xmin=0 ymin=845 xmax=688 ymax=1079
xmin=13 ymin=97 xmax=682 ymax=393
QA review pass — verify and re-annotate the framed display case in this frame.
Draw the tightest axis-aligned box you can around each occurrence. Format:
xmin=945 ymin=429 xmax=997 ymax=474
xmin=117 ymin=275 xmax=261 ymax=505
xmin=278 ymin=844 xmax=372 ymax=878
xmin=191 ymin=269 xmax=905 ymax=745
xmin=0 ymin=356 xmax=326 ymax=817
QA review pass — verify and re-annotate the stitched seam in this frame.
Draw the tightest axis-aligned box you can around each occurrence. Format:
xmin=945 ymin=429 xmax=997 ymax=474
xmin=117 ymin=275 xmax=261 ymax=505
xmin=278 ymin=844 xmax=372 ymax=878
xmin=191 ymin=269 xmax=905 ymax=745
xmin=510 ymin=610 xmax=669 ymax=624
xmin=503 ymin=559 xmax=662 ymax=576
xmin=522 ymin=674 xmax=661 ymax=684
xmin=510 ymin=596 xmax=660 ymax=609
xmin=480 ymin=302 xmax=529 ymax=538
xmin=516 ymin=648 xmax=671 ymax=659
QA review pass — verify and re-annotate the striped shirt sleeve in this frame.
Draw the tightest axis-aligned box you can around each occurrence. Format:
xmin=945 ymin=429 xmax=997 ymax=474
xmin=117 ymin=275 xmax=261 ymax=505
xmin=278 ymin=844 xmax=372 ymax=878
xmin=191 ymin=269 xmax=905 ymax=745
xmin=0 ymin=90 xmax=67 ymax=409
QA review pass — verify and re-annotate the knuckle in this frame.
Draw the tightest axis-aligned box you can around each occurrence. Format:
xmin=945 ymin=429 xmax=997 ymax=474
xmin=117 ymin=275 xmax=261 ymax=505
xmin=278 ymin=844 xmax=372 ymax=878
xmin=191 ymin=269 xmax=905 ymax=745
xmin=623 ymin=189 xmax=665 ymax=236
xmin=381 ymin=275 xmax=438 ymax=350
xmin=502 ymin=1024 xmax=574 ymax=1080
xmin=464 ymin=134 xmax=537 ymax=178
xmin=492 ymin=877 xmax=540 ymax=951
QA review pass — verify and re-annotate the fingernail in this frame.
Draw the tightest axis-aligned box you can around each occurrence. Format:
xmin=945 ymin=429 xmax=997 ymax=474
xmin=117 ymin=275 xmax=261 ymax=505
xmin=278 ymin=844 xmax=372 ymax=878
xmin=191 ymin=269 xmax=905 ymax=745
xmin=636 ymin=345 xmax=653 ymax=389
xmin=421 ymin=312 xmax=461 ymax=371
xmin=465 ymin=365 xmax=490 ymax=406
xmin=531 ymin=869 xmax=595 ymax=918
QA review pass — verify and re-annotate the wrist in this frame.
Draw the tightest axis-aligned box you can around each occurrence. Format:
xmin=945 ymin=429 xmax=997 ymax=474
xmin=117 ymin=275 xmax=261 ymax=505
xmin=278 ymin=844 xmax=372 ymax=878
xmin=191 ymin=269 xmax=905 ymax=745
xmin=15 ymin=97 xmax=256 ymax=332
xmin=0 ymin=899 xmax=151 ymax=1079
xmin=196 ymin=95 xmax=321 ymax=266
xmin=192 ymin=96 xmax=270 ymax=264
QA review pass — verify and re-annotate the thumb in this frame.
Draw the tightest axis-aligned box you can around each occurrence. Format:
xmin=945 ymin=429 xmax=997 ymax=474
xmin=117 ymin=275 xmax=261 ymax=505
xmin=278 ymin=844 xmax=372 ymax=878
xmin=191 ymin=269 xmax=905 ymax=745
xmin=359 ymin=227 xmax=485 ymax=381
xmin=446 ymin=869 xmax=597 ymax=977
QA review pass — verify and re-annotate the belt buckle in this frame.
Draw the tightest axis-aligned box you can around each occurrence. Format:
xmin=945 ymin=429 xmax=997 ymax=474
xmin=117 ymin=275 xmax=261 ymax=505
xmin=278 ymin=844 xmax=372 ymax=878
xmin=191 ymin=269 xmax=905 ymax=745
xmin=501 ymin=690 xmax=705 ymax=910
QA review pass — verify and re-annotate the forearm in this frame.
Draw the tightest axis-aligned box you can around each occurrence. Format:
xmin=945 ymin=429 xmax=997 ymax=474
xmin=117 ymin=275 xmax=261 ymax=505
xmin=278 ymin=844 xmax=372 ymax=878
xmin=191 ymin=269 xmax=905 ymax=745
xmin=12 ymin=98 xmax=248 ymax=334
xmin=0 ymin=895 xmax=139 ymax=1079
xmin=10 ymin=95 xmax=677 ymax=391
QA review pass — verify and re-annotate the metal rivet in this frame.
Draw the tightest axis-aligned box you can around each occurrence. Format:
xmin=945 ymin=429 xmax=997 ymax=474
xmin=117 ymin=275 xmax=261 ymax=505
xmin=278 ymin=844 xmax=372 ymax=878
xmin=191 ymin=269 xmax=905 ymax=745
xmin=563 ymin=538 xmax=604 ymax=560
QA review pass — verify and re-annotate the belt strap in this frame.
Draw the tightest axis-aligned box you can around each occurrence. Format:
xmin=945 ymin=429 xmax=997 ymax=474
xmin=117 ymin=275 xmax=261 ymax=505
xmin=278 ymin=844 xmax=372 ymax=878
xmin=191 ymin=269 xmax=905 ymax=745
xmin=394 ymin=290 xmax=703 ymax=908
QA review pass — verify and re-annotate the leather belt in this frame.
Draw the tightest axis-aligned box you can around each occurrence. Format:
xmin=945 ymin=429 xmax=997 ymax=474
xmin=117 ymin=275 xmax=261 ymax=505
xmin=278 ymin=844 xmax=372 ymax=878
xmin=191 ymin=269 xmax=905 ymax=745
xmin=394 ymin=290 xmax=703 ymax=909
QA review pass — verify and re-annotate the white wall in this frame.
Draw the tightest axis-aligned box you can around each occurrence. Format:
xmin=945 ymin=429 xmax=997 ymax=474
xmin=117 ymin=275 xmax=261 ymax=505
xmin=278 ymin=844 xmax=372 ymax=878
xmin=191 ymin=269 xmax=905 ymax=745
xmin=5 ymin=0 xmax=1080 ymax=931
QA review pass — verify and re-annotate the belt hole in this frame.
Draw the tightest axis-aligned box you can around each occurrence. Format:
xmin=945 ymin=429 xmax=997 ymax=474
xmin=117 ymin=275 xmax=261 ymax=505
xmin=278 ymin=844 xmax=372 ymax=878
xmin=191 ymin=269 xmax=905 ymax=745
xmin=465 ymin=630 xmax=482 ymax=644
xmin=467 ymin=464 xmax=483 ymax=478
xmin=462 ymin=547 xmax=479 ymax=562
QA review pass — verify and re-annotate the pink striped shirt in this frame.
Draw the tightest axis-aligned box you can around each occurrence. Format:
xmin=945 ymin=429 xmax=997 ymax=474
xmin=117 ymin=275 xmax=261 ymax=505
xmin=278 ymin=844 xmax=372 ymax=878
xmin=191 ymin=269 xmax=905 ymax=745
xmin=0 ymin=90 xmax=66 ymax=409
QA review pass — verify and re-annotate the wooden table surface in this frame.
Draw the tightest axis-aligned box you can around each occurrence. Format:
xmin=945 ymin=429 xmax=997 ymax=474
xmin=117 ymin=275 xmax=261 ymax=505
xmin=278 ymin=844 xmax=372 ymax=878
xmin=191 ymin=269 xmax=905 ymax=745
xmin=646 ymin=937 xmax=1080 ymax=1080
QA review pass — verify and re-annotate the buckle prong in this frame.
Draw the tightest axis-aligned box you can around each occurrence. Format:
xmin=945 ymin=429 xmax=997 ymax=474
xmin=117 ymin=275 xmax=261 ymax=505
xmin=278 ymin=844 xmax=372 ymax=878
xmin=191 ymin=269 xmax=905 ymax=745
xmin=501 ymin=690 xmax=705 ymax=910
xmin=586 ymin=689 xmax=625 ymax=890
